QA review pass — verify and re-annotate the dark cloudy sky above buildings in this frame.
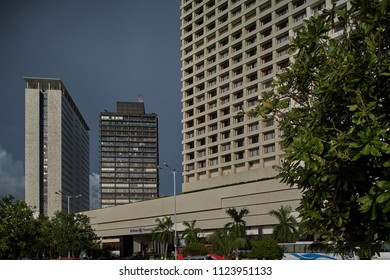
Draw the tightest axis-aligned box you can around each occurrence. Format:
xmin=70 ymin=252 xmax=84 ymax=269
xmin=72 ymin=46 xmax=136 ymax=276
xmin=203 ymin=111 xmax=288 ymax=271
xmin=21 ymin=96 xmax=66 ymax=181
xmin=0 ymin=0 xmax=182 ymax=207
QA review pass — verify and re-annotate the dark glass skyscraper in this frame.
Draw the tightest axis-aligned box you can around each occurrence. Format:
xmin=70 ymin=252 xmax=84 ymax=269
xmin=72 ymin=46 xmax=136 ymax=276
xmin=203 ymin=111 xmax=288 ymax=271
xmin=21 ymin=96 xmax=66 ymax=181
xmin=99 ymin=101 xmax=159 ymax=208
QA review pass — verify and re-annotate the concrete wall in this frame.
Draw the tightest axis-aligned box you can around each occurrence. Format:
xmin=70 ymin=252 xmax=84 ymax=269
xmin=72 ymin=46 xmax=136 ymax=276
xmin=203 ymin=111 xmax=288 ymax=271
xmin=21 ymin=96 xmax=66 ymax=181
xmin=84 ymin=176 xmax=301 ymax=239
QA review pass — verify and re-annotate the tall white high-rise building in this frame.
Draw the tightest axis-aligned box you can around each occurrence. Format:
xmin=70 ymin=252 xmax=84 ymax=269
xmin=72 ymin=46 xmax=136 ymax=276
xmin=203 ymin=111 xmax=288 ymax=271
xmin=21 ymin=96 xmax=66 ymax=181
xmin=180 ymin=0 xmax=348 ymax=192
xmin=24 ymin=77 xmax=90 ymax=217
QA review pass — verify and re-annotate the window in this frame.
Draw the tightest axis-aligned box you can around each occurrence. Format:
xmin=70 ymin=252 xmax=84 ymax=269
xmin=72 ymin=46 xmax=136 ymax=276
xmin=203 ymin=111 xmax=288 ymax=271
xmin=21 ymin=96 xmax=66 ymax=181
xmin=235 ymin=127 xmax=244 ymax=136
xmin=277 ymin=33 xmax=289 ymax=44
xmin=209 ymin=112 xmax=218 ymax=120
xmin=247 ymin=98 xmax=257 ymax=107
xmin=235 ymin=139 xmax=245 ymax=147
xmin=209 ymin=146 xmax=218 ymax=154
xmin=247 ymin=86 xmax=258 ymax=95
xmin=262 ymin=53 xmax=273 ymax=63
xmin=261 ymin=41 xmax=272 ymax=51
xmin=233 ymin=67 xmax=243 ymax=76
xmin=278 ymin=47 xmax=288 ymax=57
xmin=233 ymin=79 xmax=243 ymax=88
xmin=249 ymin=135 xmax=259 ymax=144
xmin=293 ymin=0 xmax=305 ymax=9
xmin=276 ymin=6 xmax=288 ymax=17
xmin=209 ymin=123 xmax=218 ymax=131
xmin=221 ymin=143 xmax=231 ymax=151
xmin=249 ymin=122 xmax=259 ymax=131
xmin=235 ymin=151 xmax=245 ymax=160
xmin=198 ymin=150 xmax=206 ymax=157
xmin=198 ymin=160 xmax=206 ymax=168
xmin=312 ymin=2 xmax=325 ymax=14
xmin=222 ymin=154 xmax=231 ymax=163
xmin=221 ymin=131 xmax=230 ymax=140
xmin=276 ymin=20 xmax=288 ymax=31
xmin=220 ymin=50 xmax=229 ymax=59
xmin=260 ymin=28 xmax=272 ymax=38
xmin=209 ymin=134 xmax=218 ymax=143
xmin=247 ymin=61 xmax=257 ymax=70
xmin=293 ymin=12 xmax=306 ymax=22
xmin=264 ymin=118 xmax=274 ymax=127
xmin=262 ymin=67 xmax=273 ymax=77
xmin=264 ymin=144 xmax=275 ymax=154
xmin=250 ymin=148 xmax=259 ymax=157
xmin=277 ymin=60 xmax=289 ymax=70
xmin=209 ymin=158 xmax=218 ymax=166
xmin=221 ymin=85 xmax=229 ymax=93
xmin=220 ymin=73 xmax=229 ymax=82
xmin=208 ymin=79 xmax=216 ymax=87
xmin=260 ymin=15 xmax=271 ymax=25
xmin=264 ymin=130 xmax=275 ymax=140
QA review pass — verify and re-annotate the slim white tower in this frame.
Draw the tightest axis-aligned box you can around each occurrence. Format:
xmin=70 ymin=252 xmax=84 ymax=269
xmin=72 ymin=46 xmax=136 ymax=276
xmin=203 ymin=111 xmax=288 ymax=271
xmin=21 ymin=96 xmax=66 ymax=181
xmin=24 ymin=77 xmax=90 ymax=217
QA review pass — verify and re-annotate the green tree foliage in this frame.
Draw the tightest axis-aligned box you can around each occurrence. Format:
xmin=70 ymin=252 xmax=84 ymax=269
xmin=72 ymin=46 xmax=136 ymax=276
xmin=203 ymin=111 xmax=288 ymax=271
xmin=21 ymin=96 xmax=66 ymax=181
xmin=225 ymin=207 xmax=250 ymax=259
xmin=180 ymin=242 xmax=208 ymax=257
xmin=181 ymin=219 xmax=201 ymax=245
xmin=0 ymin=195 xmax=97 ymax=259
xmin=49 ymin=211 xmax=97 ymax=258
xmin=208 ymin=227 xmax=246 ymax=259
xmin=250 ymin=0 xmax=390 ymax=259
xmin=248 ymin=238 xmax=284 ymax=260
xmin=0 ymin=195 xmax=38 ymax=259
xmin=225 ymin=207 xmax=250 ymax=239
xmin=269 ymin=205 xmax=299 ymax=242
xmin=152 ymin=216 xmax=174 ymax=259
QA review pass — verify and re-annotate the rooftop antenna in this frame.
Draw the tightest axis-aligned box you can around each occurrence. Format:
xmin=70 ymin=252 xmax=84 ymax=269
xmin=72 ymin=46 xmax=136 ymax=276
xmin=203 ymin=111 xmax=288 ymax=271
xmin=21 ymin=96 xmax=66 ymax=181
xmin=138 ymin=94 xmax=144 ymax=103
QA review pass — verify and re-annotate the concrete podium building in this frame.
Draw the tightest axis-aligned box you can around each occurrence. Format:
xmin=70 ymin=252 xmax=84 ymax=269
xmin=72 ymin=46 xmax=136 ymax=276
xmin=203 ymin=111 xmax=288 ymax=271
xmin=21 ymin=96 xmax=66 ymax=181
xmin=84 ymin=0 xmax=349 ymax=257
xmin=24 ymin=77 xmax=90 ymax=217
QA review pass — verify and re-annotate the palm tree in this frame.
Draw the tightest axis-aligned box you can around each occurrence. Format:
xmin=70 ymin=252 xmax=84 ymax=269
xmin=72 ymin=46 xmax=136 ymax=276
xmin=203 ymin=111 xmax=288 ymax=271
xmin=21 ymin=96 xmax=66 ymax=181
xmin=181 ymin=220 xmax=201 ymax=245
xmin=208 ymin=227 xmax=246 ymax=259
xmin=269 ymin=205 xmax=299 ymax=243
xmin=225 ymin=207 xmax=250 ymax=259
xmin=152 ymin=216 xmax=174 ymax=259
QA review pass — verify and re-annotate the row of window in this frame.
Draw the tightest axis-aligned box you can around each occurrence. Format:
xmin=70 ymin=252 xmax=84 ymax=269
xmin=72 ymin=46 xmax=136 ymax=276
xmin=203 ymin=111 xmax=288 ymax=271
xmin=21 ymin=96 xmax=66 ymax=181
xmin=101 ymin=157 xmax=156 ymax=163
xmin=100 ymin=138 xmax=157 ymax=145
xmin=101 ymin=183 xmax=157 ymax=188
xmin=184 ymin=143 xmax=279 ymax=171
xmin=185 ymin=117 xmax=274 ymax=135
xmin=100 ymin=116 xmax=156 ymax=122
xmin=100 ymin=178 xmax=157 ymax=183
xmin=101 ymin=188 xmax=158 ymax=194
xmin=185 ymin=132 xmax=277 ymax=156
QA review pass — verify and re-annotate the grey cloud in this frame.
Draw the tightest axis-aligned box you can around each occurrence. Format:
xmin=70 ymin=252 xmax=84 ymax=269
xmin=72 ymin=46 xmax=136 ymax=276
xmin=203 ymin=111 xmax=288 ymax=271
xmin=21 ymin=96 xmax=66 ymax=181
xmin=0 ymin=144 xmax=24 ymax=200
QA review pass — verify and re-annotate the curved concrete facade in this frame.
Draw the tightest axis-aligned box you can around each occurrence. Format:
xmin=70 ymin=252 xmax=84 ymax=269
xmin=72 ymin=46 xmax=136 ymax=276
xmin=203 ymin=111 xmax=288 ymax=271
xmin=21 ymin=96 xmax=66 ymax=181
xmin=84 ymin=168 xmax=301 ymax=255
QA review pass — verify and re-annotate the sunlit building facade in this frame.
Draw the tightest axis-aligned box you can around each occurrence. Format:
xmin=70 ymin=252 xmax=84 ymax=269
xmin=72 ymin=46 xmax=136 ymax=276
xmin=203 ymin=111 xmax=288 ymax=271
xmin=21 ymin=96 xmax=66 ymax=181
xmin=180 ymin=0 xmax=349 ymax=192
xmin=24 ymin=77 xmax=90 ymax=217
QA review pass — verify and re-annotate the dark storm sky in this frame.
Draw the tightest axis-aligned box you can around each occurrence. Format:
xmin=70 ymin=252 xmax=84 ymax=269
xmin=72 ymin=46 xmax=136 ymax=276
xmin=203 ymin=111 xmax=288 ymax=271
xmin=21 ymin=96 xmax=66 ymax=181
xmin=0 ymin=0 xmax=183 ymax=206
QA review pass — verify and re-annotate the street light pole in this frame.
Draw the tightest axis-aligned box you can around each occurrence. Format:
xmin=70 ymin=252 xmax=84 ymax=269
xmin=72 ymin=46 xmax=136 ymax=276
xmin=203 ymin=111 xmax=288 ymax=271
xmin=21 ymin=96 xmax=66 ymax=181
xmin=55 ymin=191 xmax=82 ymax=214
xmin=159 ymin=163 xmax=178 ymax=260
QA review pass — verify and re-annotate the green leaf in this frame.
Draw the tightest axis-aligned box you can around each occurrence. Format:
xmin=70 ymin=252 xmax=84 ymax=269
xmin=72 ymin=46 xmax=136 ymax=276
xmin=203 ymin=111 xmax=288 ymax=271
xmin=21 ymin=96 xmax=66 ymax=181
xmin=383 ymin=201 xmax=390 ymax=213
xmin=376 ymin=193 xmax=390 ymax=204
xmin=370 ymin=146 xmax=381 ymax=156
xmin=358 ymin=195 xmax=373 ymax=213
xmin=377 ymin=181 xmax=390 ymax=191
xmin=361 ymin=144 xmax=371 ymax=155
xmin=348 ymin=104 xmax=358 ymax=111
